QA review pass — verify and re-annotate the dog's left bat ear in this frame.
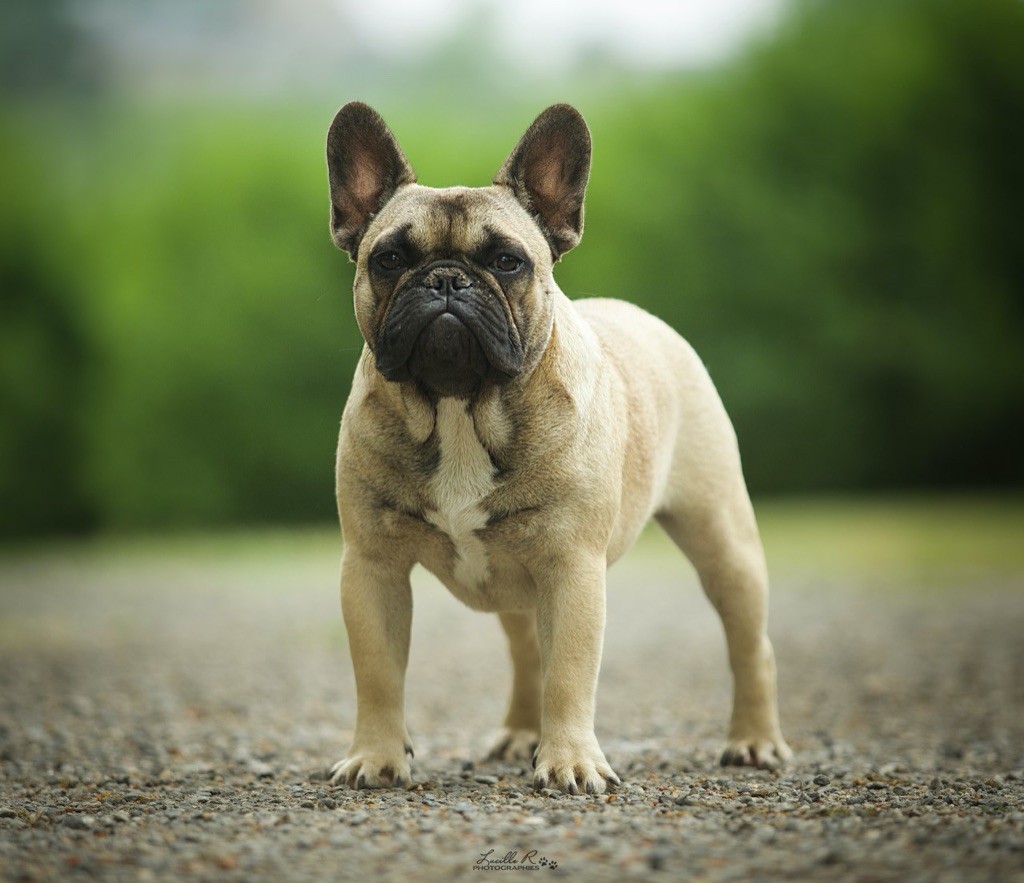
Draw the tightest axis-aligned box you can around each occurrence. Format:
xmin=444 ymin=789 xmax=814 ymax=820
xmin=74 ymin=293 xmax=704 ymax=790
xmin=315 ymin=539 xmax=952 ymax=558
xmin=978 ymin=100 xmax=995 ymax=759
xmin=326 ymin=102 xmax=416 ymax=258
xmin=494 ymin=104 xmax=592 ymax=260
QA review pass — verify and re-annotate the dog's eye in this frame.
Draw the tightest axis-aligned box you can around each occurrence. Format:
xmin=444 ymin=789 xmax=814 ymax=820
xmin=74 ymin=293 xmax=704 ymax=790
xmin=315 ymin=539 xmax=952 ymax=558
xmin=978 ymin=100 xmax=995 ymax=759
xmin=491 ymin=253 xmax=523 ymax=273
xmin=375 ymin=252 xmax=404 ymax=272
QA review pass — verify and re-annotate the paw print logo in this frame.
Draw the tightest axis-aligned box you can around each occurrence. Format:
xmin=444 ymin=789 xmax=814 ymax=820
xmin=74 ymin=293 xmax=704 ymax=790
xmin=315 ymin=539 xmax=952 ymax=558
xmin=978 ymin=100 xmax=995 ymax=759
xmin=539 ymin=857 xmax=549 ymax=866
xmin=548 ymin=860 xmax=559 ymax=869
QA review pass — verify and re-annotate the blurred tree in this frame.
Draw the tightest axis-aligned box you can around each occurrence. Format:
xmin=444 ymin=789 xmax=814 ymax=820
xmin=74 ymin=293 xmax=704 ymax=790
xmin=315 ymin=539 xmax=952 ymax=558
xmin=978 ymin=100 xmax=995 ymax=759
xmin=68 ymin=112 xmax=358 ymax=529
xmin=0 ymin=128 xmax=95 ymax=536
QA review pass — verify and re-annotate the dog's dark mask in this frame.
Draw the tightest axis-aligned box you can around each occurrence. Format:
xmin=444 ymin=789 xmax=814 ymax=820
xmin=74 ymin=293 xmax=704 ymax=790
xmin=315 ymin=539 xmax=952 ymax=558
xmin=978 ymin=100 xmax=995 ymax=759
xmin=374 ymin=260 xmax=525 ymax=398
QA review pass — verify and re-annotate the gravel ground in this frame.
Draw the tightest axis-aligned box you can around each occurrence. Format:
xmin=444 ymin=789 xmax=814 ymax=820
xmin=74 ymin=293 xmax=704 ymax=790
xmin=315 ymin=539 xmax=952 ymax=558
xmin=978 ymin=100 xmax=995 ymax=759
xmin=1 ymin=531 xmax=1022 ymax=882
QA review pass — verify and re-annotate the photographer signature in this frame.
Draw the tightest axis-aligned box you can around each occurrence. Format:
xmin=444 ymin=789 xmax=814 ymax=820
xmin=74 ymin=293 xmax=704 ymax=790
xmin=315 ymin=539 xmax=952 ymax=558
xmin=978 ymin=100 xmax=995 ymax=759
xmin=475 ymin=849 xmax=559 ymax=870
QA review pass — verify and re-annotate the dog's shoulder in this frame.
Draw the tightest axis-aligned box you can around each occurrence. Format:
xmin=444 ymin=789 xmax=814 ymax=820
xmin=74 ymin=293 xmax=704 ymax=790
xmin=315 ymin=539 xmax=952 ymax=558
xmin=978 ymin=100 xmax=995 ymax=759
xmin=572 ymin=296 xmax=705 ymax=388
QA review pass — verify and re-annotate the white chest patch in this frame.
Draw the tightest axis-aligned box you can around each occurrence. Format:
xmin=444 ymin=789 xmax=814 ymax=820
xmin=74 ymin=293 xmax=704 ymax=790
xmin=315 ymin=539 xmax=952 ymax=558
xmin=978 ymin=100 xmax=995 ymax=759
xmin=425 ymin=398 xmax=497 ymax=589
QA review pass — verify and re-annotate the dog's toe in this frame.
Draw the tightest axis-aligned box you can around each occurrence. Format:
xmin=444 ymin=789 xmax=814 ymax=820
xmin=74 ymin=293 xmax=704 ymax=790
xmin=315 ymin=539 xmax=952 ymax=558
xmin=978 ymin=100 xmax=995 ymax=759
xmin=532 ymin=738 xmax=618 ymax=796
xmin=329 ymin=751 xmax=412 ymax=790
xmin=485 ymin=727 xmax=540 ymax=763
xmin=720 ymin=736 xmax=793 ymax=770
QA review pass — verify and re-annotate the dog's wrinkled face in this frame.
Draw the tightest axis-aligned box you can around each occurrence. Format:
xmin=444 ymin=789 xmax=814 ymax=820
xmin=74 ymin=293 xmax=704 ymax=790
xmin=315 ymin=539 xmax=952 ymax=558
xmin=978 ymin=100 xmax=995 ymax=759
xmin=326 ymin=103 xmax=591 ymax=398
xmin=358 ymin=186 xmax=544 ymax=397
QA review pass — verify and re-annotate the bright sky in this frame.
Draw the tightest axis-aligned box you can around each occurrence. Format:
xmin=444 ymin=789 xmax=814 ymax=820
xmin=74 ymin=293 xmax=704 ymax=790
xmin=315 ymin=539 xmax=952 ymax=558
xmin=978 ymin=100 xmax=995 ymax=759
xmin=339 ymin=0 xmax=787 ymax=69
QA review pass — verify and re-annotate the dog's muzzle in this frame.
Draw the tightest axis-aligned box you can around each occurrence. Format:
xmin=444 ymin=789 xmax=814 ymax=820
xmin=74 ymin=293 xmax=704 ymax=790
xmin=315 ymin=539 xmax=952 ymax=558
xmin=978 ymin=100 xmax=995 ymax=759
xmin=374 ymin=263 xmax=524 ymax=396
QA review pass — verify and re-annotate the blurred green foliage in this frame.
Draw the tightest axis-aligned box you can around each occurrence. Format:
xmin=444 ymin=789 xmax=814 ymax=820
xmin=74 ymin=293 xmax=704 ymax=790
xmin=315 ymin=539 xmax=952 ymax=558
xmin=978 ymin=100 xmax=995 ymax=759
xmin=2 ymin=0 xmax=1022 ymax=537
xmin=571 ymin=0 xmax=1024 ymax=492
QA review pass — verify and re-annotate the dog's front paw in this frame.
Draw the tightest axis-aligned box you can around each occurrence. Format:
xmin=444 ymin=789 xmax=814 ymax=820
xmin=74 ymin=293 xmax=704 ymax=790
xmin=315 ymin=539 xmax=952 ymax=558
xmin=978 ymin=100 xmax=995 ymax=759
xmin=330 ymin=745 xmax=412 ymax=789
xmin=486 ymin=727 xmax=540 ymax=762
xmin=533 ymin=734 xmax=620 ymax=795
xmin=720 ymin=734 xmax=793 ymax=770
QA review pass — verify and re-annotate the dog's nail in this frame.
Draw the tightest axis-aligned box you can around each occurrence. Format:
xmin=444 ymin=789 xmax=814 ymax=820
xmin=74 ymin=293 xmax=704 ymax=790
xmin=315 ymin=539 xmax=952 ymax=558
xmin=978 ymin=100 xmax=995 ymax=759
xmin=567 ymin=779 xmax=579 ymax=796
xmin=356 ymin=774 xmax=367 ymax=790
xmin=405 ymin=744 xmax=415 ymax=759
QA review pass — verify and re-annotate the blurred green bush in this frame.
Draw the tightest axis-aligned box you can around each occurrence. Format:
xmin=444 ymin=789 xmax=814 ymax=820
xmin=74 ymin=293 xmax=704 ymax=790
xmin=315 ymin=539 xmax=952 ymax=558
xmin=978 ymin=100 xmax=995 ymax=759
xmin=2 ymin=0 xmax=1022 ymax=537
xmin=571 ymin=0 xmax=1024 ymax=493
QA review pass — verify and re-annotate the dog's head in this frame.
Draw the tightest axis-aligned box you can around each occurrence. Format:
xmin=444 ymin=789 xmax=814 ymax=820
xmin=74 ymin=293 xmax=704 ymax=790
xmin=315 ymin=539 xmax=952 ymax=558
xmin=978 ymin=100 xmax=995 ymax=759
xmin=326 ymin=103 xmax=591 ymax=398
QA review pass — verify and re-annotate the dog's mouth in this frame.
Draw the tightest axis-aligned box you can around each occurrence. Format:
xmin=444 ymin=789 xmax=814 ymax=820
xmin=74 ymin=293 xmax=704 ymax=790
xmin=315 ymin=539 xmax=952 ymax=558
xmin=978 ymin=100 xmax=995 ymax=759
xmin=375 ymin=263 xmax=524 ymax=397
xmin=404 ymin=312 xmax=488 ymax=397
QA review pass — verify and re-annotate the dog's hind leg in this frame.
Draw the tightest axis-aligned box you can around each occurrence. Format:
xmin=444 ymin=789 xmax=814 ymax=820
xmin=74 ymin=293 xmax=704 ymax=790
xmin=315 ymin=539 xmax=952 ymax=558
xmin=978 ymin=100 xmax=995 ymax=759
xmin=655 ymin=392 xmax=791 ymax=768
xmin=485 ymin=611 xmax=542 ymax=762
xmin=658 ymin=499 xmax=791 ymax=768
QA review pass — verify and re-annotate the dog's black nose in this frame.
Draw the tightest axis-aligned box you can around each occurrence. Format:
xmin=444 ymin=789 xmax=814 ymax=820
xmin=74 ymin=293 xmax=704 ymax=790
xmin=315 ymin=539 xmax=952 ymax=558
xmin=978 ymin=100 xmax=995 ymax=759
xmin=427 ymin=269 xmax=472 ymax=293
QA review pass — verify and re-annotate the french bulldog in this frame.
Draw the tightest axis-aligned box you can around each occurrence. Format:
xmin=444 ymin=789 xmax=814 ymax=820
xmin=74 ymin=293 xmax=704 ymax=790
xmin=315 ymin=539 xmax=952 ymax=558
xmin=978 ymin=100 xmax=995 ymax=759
xmin=325 ymin=102 xmax=791 ymax=795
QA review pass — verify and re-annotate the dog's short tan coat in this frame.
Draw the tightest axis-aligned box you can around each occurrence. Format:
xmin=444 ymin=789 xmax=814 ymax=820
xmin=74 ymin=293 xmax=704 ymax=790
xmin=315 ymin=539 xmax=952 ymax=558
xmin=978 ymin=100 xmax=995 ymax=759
xmin=325 ymin=103 xmax=791 ymax=794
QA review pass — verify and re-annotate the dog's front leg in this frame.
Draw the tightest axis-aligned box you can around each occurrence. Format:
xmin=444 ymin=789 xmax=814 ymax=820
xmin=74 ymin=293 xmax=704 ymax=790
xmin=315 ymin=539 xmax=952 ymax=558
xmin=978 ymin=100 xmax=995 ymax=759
xmin=330 ymin=547 xmax=414 ymax=789
xmin=532 ymin=559 xmax=620 ymax=795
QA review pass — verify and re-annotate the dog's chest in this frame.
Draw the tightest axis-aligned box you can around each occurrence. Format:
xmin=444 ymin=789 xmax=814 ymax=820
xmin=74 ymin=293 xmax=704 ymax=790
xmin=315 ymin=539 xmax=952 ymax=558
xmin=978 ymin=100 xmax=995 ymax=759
xmin=424 ymin=399 xmax=496 ymax=589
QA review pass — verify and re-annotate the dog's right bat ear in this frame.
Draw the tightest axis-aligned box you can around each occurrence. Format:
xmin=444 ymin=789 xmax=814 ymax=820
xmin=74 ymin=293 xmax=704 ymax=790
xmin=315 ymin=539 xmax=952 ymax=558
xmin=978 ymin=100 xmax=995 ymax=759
xmin=326 ymin=102 xmax=415 ymax=259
